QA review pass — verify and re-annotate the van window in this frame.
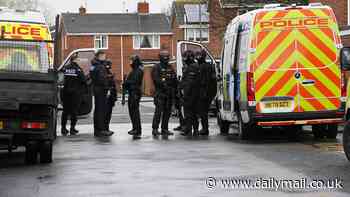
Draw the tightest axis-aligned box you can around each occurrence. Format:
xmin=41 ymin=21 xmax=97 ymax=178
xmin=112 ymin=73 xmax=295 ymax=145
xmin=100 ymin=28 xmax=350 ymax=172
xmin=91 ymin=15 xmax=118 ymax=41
xmin=237 ymin=32 xmax=249 ymax=72
xmin=0 ymin=41 xmax=51 ymax=73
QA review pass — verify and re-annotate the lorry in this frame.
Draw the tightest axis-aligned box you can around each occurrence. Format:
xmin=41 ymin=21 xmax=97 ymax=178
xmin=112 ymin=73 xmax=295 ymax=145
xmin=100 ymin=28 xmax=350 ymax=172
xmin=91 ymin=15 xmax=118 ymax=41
xmin=177 ymin=3 xmax=346 ymax=140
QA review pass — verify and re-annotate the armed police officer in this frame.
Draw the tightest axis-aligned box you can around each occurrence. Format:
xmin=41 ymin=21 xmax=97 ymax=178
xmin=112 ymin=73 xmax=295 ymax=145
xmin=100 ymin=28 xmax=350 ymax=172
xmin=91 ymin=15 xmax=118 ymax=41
xmin=181 ymin=50 xmax=200 ymax=136
xmin=104 ymin=60 xmax=118 ymax=133
xmin=196 ymin=50 xmax=217 ymax=136
xmin=90 ymin=51 xmax=114 ymax=137
xmin=151 ymin=50 xmax=177 ymax=136
xmin=124 ymin=55 xmax=144 ymax=138
xmin=61 ymin=53 xmax=86 ymax=136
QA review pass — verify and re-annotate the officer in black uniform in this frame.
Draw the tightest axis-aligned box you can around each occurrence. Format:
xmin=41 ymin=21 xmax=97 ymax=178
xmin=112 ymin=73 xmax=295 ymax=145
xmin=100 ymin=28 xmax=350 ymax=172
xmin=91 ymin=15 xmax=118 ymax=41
xmin=196 ymin=50 xmax=217 ymax=136
xmin=90 ymin=51 xmax=114 ymax=137
xmin=124 ymin=55 xmax=144 ymax=138
xmin=151 ymin=50 xmax=177 ymax=136
xmin=181 ymin=50 xmax=200 ymax=136
xmin=104 ymin=60 xmax=118 ymax=133
xmin=61 ymin=53 xmax=86 ymax=136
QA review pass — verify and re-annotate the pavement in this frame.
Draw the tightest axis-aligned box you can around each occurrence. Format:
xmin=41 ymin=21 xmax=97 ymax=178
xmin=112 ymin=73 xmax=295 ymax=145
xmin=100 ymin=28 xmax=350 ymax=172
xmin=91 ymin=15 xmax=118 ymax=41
xmin=0 ymin=102 xmax=350 ymax=197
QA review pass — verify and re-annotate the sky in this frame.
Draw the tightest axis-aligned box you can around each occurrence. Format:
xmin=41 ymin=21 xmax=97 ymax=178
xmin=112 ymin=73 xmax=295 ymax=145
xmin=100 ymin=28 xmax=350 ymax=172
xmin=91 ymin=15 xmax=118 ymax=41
xmin=43 ymin=0 xmax=174 ymax=14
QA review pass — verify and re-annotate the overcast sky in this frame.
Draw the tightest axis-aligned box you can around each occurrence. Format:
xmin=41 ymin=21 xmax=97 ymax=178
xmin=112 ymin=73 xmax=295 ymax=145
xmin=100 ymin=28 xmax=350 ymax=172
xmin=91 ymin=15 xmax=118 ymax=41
xmin=43 ymin=0 xmax=174 ymax=14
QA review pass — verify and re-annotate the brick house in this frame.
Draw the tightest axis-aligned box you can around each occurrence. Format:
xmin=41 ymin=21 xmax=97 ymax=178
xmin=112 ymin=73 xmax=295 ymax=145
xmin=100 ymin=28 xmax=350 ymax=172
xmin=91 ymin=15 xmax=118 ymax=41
xmin=172 ymin=0 xmax=305 ymax=59
xmin=56 ymin=1 xmax=173 ymax=95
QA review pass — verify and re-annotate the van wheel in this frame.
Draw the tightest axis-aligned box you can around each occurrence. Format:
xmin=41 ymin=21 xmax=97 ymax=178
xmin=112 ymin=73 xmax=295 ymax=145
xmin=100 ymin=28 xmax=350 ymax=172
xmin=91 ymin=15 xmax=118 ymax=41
xmin=312 ymin=125 xmax=326 ymax=139
xmin=39 ymin=141 xmax=53 ymax=164
xmin=326 ymin=125 xmax=338 ymax=139
xmin=25 ymin=141 xmax=38 ymax=164
xmin=238 ymin=116 xmax=252 ymax=140
xmin=343 ymin=122 xmax=350 ymax=161
xmin=217 ymin=113 xmax=230 ymax=135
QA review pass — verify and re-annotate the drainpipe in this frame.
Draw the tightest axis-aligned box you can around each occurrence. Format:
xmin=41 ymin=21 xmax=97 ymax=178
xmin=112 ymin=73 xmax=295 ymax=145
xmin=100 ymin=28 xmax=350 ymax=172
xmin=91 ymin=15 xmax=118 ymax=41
xmin=121 ymin=35 xmax=124 ymax=83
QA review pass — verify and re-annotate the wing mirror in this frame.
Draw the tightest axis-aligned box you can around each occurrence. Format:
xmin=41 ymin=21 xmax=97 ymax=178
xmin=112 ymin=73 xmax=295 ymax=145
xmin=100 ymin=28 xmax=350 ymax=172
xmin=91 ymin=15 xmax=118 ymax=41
xmin=341 ymin=47 xmax=350 ymax=71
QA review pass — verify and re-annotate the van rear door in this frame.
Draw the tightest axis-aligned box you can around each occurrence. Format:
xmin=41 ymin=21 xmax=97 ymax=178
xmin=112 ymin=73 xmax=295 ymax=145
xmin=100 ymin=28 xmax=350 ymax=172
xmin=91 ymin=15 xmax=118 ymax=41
xmin=253 ymin=7 xmax=341 ymax=113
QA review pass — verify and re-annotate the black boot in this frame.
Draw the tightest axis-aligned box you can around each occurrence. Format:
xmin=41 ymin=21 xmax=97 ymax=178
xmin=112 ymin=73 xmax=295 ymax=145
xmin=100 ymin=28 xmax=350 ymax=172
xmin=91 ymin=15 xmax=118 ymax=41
xmin=173 ymin=125 xmax=183 ymax=131
xmin=161 ymin=129 xmax=174 ymax=136
xmin=193 ymin=130 xmax=199 ymax=137
xmin=128 ymin=129 xmax=138 ymax=136
xmin=152 ymin=129 xmax=161 ymax=136
xmin=100 ymin=130 xmax=114 ymax=137
xmin=199 ymin=129 xmax=209 ymax=136
xmin=61 ymin=127 xmax=69 ymax=136
xmin=70 ymin=128 xmax=79 ymax=136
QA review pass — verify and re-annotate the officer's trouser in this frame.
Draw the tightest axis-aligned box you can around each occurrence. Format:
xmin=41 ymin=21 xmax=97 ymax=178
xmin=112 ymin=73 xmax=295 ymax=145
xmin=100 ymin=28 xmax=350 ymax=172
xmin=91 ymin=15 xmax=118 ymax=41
xmin=93 ymin=87 xmax=108 ymax=133
xmin=152 ymin=94 xmax=172 ymax=130
xmin=198 ymin=98 xmax=211 ymax=132
xmin=61 ymin=91 xmax=81 ymax=129
xmin=105 ymin=98 xmax=114 ymax=131
xmin=183 ymin=86 xmax=199 ymax=133
xmin=128 ymin=92 xmax=142 ymax=132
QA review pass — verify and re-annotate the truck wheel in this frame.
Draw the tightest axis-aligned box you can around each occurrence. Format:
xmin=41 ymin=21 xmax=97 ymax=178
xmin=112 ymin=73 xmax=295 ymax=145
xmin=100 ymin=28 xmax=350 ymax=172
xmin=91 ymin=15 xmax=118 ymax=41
xmin=312 ymin=125 xmax=326 ymax=139
xmin=326 ymin=124 xmax=338 ymax=139
xmin=343 ymin=122 xmax=350 ymax=161
xmin=238 ymin=116 xmax=252 ymax=140
xmin=25 ymin=141 xmax=38 ymax=164
xmin=217 ymin=113 xmax=230 ymax=135
xmin=40 ymin=141 xmax=53 ymax=164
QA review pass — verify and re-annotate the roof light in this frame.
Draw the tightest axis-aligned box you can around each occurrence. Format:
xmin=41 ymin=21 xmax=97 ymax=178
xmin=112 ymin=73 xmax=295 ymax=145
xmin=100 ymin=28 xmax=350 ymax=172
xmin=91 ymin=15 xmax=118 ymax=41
xmin=309 ymin=3 xmax=323 ymax=7
xmin=264 ymin=4 xmax=281 ymax=9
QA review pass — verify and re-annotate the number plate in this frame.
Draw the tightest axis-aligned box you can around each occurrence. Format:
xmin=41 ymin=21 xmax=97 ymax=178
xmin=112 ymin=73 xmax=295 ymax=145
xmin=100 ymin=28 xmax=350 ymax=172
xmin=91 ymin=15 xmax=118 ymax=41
xmin=0 ymin=121 xmax=3 ymax=129
xmin=260 ymin=100 xmax=294 ymax=113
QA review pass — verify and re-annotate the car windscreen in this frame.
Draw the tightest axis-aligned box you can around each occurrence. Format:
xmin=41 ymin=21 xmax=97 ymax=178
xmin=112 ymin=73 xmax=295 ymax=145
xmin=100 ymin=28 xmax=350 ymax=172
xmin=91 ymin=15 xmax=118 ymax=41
xmin=0 ymin=40 xmax=51 ymax=73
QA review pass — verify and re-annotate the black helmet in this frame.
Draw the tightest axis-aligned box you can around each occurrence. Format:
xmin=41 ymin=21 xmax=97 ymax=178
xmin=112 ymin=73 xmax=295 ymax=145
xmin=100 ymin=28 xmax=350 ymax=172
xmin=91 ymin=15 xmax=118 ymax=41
xmin=95 ymin=50 xmax=106 ymax=58
xmin=159 ymin=50 xmax=170 ymax=65
xmin=183 ymin=50 xmax=195 ymax=64
xmin=195 ymin=49 xmax=207 ymax=64
xmin=130 ymin=55 xmax=142 ymax=69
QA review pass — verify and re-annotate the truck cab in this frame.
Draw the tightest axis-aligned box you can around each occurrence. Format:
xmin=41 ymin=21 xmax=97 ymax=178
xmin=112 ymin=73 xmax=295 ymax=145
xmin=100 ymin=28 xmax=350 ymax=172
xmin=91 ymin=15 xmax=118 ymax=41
xmin=0 ymin=8 xmax=58 ymax=164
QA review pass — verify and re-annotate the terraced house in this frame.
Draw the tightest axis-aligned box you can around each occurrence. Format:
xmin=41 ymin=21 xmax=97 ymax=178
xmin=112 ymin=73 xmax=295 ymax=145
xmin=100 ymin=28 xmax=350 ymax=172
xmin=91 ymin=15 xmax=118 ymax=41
xmin=56 ymin=1 xmax=172 ymax=95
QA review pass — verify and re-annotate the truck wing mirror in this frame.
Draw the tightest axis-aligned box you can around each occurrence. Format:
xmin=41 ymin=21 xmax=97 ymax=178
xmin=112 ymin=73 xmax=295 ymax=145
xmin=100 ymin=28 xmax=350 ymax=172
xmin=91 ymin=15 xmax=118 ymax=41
xmin=341 ymin=47 xmax=350 ymax=71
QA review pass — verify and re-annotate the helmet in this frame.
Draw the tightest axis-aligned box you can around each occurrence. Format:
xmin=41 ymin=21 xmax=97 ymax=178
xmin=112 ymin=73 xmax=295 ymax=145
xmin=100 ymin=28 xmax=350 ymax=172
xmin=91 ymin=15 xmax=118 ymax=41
xmin=195 ymin=49 xmax=207 ymax=64
xmin=159 ymin=50 xmax=170 ymax=65
xmin=130 ymin=55 xmax=142 ymax=69
xmin=183 ymin=50 xmax=195 ymax=64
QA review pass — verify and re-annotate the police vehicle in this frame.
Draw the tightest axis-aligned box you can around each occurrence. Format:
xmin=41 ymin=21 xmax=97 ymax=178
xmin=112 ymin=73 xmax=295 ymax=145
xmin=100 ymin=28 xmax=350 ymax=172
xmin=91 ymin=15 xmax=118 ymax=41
xmin=178 ymin=3 xmax=346 ymax=140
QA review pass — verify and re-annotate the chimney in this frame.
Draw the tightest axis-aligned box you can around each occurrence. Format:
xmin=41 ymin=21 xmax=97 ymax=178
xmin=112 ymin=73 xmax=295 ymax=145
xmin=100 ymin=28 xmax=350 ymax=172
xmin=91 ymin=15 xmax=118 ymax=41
xmin=137 ymin=1 xmax=149 ymax=14
xmin=79 ymin=6 xmax=86 ymax=15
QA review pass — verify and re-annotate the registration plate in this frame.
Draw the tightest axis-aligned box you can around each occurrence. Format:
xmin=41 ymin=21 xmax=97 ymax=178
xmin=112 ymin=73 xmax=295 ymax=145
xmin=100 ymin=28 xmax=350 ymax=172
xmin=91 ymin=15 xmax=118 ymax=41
xmin=260 ymin=100 xmax=294 ymax=113
xmin=0 ymin=121 xmax=3 ymax=129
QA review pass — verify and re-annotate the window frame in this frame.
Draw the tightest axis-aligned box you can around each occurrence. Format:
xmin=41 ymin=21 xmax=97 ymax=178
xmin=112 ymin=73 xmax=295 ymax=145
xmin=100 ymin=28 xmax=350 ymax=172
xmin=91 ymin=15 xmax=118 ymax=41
xmin=94 ymin=35 xmax=108 ymax=50
xmin=133 ymin=34 xmax=161 ymax=50
xmin=185 ymin=28 xmax=210 ymax=43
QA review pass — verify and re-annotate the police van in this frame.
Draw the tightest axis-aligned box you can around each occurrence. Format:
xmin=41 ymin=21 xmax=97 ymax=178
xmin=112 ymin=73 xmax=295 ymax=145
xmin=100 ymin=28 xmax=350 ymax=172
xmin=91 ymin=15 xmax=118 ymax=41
xmin=0 ymin=8 xmax=61 ymax=163
xmin=178 ymin=3 xmax=346 ymax=140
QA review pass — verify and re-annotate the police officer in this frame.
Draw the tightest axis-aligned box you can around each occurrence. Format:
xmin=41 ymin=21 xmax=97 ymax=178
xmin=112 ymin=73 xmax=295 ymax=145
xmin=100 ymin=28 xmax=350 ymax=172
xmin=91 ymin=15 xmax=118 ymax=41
xmin=181 ymin=50 xmax=200 ymax=136
xmin=61 ymin=53 xmax=86 ymax=136
xmin=196 ymin=50 xmax=217 ymax=136
xmin=152 ymin=50 xmax=177 ymax=136
xmin=104 ymin=60 xmax=118 ymax=133
xmin=90 ymin=51 xmax=114 ymax=137
xmin=124 ymin=55 xmax=144 ymax=138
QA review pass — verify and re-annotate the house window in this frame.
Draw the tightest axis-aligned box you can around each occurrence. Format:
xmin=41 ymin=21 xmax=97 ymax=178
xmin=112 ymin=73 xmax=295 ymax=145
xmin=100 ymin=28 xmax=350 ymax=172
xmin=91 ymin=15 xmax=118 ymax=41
xmin=185 ymin=28 xmax=209 ymax=42
xmin=94 ymin=35 xmax=108 ymax=49
xmin=133 ymin=35 xmax=160 ymax=49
